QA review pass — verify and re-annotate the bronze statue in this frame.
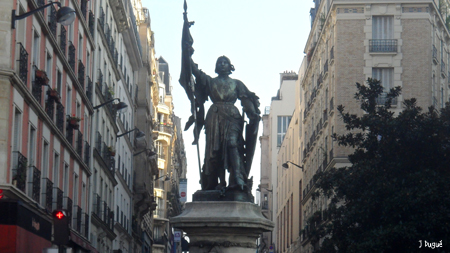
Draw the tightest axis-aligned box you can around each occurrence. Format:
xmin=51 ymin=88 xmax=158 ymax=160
xmin=179 ymin=1 xmax=260 ymax=195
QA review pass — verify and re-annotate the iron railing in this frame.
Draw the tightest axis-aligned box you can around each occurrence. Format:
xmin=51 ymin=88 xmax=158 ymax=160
xmin=95 ymin=131 xmax=102 ymax=154
xmin=78 ymin=60 xmax=85 ymax=88
xmin=96 ymin=69 xmax=103 ymax=92
xmin=74 ymin=205 xmax=82 ymax=233
xmin=45 ymin=93 xmax=55 ymax=120
xmin=48 ymin=4 xmax=57 ymax=37
xmin=28 ymin=166 xmax=41 ymax=202
xmin=66 ymin=127 xmax=74 ymax=145
xmin=32 ymin=81 xmax=43 ymax=103
xmin=158 ymin=124 xmax=173 ymax=135
xmin=93 ymin=194 xmax=102 ymax=216
xmin=88 ymin=11 xmax=95 ymax=36
xmin=68 ymin=41 xmax=76 ymax=72
xmin=12 ymin=151 xmax=27 ymax=193
xmin=60 ymin=25 xmax=66 ymax=55
xmin=84 ymin=213 xmax=89 ymax=238
xmin=369 ymin=39 xmax=397 ymax=52
xmin=17 ymin=43 xmax=28 ymax=84
xmin=99 ymin=7 xmax=105 ymax=32
xmin=37 ymin=0 xmax=45 ymax=7
xmin=76 ymin=131 xmax=83 ymax=157
xmin=64 ymin=197 xmax=73 ymax=221
xmin=86 ymin=76 xmax=93 ymax=103
xmin=80 ymin=0 xmax=88 ymax=19
xmin=42 ymin=178 xmax=53 ymax=212
xmin=84 ymin=141 xmax=90 ymax=165
xmin=56 ymin=103 xmax=65 ymax=133
xmin=53 ymin=187 xmax=63 ymax=209
xmin=376 ymin=92 xmax=397 ymax=105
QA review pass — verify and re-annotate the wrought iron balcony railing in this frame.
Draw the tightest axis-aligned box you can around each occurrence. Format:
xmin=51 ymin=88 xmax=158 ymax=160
xmin=93 ymin=194 xmax=102 ymax=216
xmin=376 ymin=92 xmax=397 ymax=105
xmin=32 ymin=81 xmax=43 ymax=103
xmin=369 ymin=39 xmax=398 ymax=53
xmin=99 ymin=7 xmax=105 ymax=32
xmin=12 ymin=151 xmax=27 ymax=193
xmin=17 ymin=42 xmax=28 ymax=84
xmin=60 ymin=25 xmax=66 ymax=55
xmin=56 ymin=103 xmax=65 ymax=133
xmin=64 ymin=197 xmax=73 ymax=222
xmin=48 ymin=4 xmax=57 ymax=37
xmin=45 ymin=94 xmax=55 ymax=120
xmin=84 ymin=141 xmax=90 ymax=165
xmin=53 ymin=187 xmax=63 ymax=210
xmin=84 ymin=213 xmax=89 ymax=238
xmin=96 ymin=69 xmax=103 ymax=92
xmin=95 ymin=131 xmax=102 ymax=154
xmin=78 ymin=60 xmax=85 ymax=88
xmin=28 ymin=166 xmax=41 ymax=202
xmin=74 ymin=205 xmax=82 ymax=233
xmin=42 ymin=178 xmax=53 ymax=213
xmin=37 ymin=0 xmax=45 ymax=7
xmin=68 ymin=41 xmax=76 ymax=72
xmin=76 ymin=131 xmax=83 ymax=158
xmin=66 ymin=127 xmax=74 ymax=146
xmin=86 ymin=76 xmax=93 ymax=103
xmin=80 ymin=0 xmax=88 ymax=19
xmin=88 ymin=11 xmax=95 ymax=36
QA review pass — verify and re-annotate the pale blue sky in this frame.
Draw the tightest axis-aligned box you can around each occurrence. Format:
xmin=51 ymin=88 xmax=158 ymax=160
xmin=142 ymin=0 xmax=314 ymax=201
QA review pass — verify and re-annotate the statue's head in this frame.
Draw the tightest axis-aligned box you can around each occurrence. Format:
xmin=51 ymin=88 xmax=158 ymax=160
xmin=215 ymin=56 xmax=235 ymax=75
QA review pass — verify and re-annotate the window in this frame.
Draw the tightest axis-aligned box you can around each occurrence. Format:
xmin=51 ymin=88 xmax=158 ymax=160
xmin=53 ymin=152 xmax=60 ymax=188
xmin=46 ymin=53 xmax=52 ymax=84
xmin=12 ymin=108 xmax=22 ymax=152
xmin=277 ymin=116 xmax=291 ymax=147
xmin=32 ymin=31 xmax=40 ymax=67
xmin=372 ymin=68 xmax=395 ymax=104
xmin=66 ymin=86 xmax=72 ymax=114
xmin=28 ymin=125 xmax=36 ymax=166
xmin=371 ymin=16 xmax=396 ymax=52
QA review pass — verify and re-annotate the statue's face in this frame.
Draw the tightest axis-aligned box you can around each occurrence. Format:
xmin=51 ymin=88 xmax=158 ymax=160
xmin=216 ymin=58 xmax=231 ymax=74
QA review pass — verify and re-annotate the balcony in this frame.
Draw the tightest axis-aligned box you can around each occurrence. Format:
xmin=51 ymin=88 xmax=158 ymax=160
xmin=48 ymin=4 xmax=57 ymax=38
xmin=105 ymin=24 xmax=111 ymax=47
xmin=98 ymin=7 xmax=105 ymax=32
xmin=88 ymin=11 xmax=95 ymax=36
xmin=369 ymin=39 xmax=397 ymax=53
xmin=66 ymin=127 xmax=74 ymax=145
xmin=433 ymin=45 xmax=438 ymax=65
xmin=60 ymin=26 xmax=67 ymax=55
xmin=56 ymin=103 xmax=65 ymax=133
xmin=158 ymin=124 xmax=173 ymax=135
xmin=86 ymin=76 xmax=93 ymax=103
xmin=154 ymin=208 xmax=166 ymax=219
xmin=95 ymin=131 xmax=102 ymax=154
xmin=80 ymin=0 xmax=88 ymax=19
xmin=45 ymin=94 xmax=55 ymax=120
xmin=32 ymin=81 xmax=43 ymax=104
xmin=27 ymin=166 xmax=41 ymax=202
xmin=93 ymin=194 xmax=102 ymax=217
xmin=84 ymin=213 xmax=89 ymax=238
xmin=84 ymin=141 xmax=90 ymax=165
xmin=102 ymin=202 xmax=114 ymax=230
xmin=64 ymin=197 xmax=73 ymax=221
xmin=12 ymin=151 xmax=27 ymax=193
xmin=68 ymin=41 xmax=76 ymax=72
xmin=76 ymin=131 xmax=83 ymax=158
xmin=78 ymin=60 xmax=85 ymax=88
xmin=109 ymin=0 xmax=129 ymax=32
xmin=96 ymin=69 xmax=103 ymax=92
xmin=262 ymin=201 xmax=269 ymax=210
xmin=41 ymin=178 xmax=53 ymax=212
xmin=53 ymin=187 xmax=63 ymax=210
xmin=74 ymin=205 xmax=82 ymax=233
xmin=17 ymin=42 xmax=28 ymax=84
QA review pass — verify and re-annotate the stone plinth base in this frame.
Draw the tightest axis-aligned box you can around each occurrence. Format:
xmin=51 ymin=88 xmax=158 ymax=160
xmin=170 ymin=201 xmax=274 ymax=253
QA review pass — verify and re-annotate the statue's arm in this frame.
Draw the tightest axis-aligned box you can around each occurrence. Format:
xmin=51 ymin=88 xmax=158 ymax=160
xmin=237 ymin=81 xmax=261 ymax=123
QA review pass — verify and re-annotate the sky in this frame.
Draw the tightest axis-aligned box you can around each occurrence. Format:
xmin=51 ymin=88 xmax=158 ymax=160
xmin=142 ymin=0 xmax=314 ymax=201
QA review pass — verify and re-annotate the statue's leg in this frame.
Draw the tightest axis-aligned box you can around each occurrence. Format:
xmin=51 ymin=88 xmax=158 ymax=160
xmin=227 ymin=129 xmax=245 ymax=191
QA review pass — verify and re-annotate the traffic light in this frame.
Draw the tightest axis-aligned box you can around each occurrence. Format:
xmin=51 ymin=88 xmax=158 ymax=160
xmin=52 ymin=210 xmax=70 ymax=245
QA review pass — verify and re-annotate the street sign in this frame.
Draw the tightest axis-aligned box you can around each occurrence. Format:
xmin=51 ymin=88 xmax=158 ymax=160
xmin=179 ymin=178 xmax=187 ymax=202
xmin=269 ymin=245 xmax=274 ymax=253
xmin=174 ymin=231 xmax=182 ymax=242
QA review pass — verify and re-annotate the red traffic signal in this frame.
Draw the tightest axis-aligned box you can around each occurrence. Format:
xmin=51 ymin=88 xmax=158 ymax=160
xmin=54 ymin=210 xmax=65 ymax=219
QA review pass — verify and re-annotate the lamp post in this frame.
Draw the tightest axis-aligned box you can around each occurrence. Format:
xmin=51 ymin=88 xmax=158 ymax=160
xmin=11 ymin=2 xmax=75 ymax=29
xmin=282 ymin=161 xmax=304 ymax=171
xmin=133 ymin=149 xmax=157 ymax=158
xmin=117 ymin=128 xmax=145 ymax=142
xmin=93 ymin=98 xmax=128 ymax=113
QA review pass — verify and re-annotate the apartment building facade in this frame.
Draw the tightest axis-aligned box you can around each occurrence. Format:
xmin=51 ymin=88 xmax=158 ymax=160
xmin=298 ymin=0 xmax=450 ymax=252
xmin=259 ymin=72 xmax=297 ymax=253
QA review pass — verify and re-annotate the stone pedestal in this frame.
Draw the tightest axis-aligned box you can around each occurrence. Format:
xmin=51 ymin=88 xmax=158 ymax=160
xmin=170 ymin=201 xmax=274 ymax=253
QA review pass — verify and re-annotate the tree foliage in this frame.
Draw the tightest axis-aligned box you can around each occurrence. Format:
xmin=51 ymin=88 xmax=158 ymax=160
xmin=312 ymin=78 xmax=450 ymax=252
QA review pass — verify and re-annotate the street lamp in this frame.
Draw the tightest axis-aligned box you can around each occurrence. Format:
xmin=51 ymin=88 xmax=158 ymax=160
xmin=12 ymin=2 xmax=75 ymax=29
xmin=117 ymin=128 xmax=145 ymax=142
xmin=154 ymin=174 xmax=170 ymax=182
xmin=256 ymin=185 xmax=273 ymax=193
xmin=93 ymin=98 xmax=128 ymax=113
xmin=282 ymin=161 xmax=304 ymax=171
xmin=133 ymin=149 xmax=157 ymax=159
